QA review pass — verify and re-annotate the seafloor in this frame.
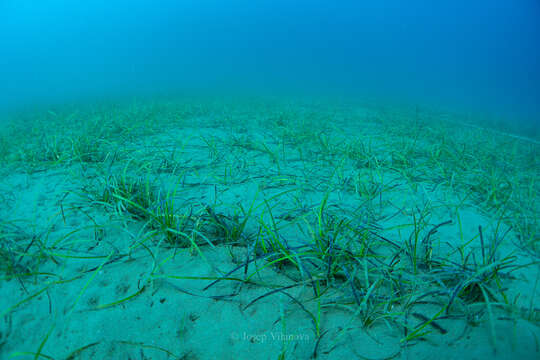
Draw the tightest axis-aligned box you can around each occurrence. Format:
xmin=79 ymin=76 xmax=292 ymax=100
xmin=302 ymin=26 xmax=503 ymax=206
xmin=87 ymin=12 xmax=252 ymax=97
xmin=0 ymin=97 xmax=538 ymax=359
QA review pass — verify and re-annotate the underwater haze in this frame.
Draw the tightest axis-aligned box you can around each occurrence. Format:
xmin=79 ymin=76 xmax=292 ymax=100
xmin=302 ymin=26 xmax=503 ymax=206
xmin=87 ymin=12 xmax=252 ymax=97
xmin=1 ymin=1 xmax=540 ymax=360
xmin=1 ymin=0 xmax=540 ymax=127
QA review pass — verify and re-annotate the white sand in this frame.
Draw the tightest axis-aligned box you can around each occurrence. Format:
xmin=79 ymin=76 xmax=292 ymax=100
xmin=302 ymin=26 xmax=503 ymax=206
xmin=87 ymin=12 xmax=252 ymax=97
xmin=0 ymin=99 xmax=538 ymax=359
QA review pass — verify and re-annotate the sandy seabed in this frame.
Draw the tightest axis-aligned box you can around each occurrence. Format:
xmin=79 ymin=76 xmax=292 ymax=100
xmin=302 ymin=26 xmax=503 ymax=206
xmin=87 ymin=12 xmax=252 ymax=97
xmin=0 ymin=98 xmax=538 ymax=359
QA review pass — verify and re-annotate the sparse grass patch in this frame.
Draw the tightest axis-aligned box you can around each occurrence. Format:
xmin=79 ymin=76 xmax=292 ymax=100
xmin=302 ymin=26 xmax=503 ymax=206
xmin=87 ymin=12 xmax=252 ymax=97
xmin=1 ymin=98 xmax=538 ymax=359
xmin=0 ymin=222 xmax=48 ymax=282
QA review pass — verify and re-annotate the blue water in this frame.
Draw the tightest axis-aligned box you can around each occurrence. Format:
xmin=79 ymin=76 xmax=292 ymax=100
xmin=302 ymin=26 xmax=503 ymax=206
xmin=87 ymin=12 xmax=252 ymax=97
xmin=1 ymin=0 xmax=539 ymax=129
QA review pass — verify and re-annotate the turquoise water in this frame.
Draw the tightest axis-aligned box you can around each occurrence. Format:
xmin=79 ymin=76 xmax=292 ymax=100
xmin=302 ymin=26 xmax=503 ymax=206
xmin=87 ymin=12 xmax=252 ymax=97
xmin=1 ymin=0 xmax=539 ymax=132
xmin=0 ymin=2 xmax=539 ymax=359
